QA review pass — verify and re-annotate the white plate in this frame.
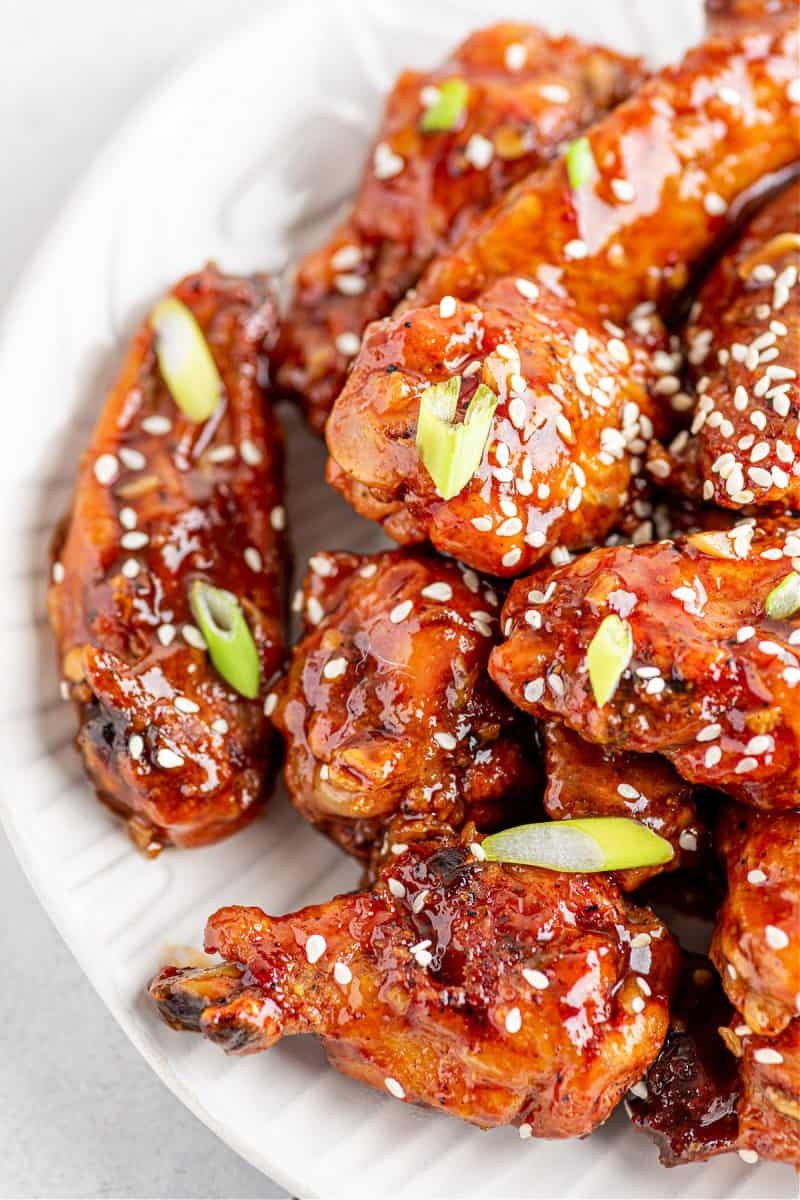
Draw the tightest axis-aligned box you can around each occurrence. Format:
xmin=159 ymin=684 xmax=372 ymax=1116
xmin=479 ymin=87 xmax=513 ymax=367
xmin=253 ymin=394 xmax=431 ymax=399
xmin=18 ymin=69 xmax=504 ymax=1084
xmin=1 ymin=1 xmax=795 ymax=1195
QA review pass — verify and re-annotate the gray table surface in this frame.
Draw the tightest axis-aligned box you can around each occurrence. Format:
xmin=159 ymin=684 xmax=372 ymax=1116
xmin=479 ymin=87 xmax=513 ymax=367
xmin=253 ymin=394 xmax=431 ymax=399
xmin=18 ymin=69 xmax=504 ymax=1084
xmin=0 ymin=2 xmax=289 ymax=1195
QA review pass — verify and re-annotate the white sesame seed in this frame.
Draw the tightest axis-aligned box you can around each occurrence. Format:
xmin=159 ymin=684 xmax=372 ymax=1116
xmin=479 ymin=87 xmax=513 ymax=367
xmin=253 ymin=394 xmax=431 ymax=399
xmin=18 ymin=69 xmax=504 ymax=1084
xmin=119 ymin=507 xmax=137 ymax=530
xmin=51 ymin=561 xmax=65 ymax=584
xmin=385 ymin=1077 xmax=405 ymax=1099
xmin=264 ymin=692 xmax=278 ymax=716
xmin=182 ymin=624 xmax=206 ymax=649
xmin=438 ymin=295 xmax=457 ymax=319
xmin=564 ymin=239 xmax=588 ymax=260
xmin=464 ymin=133 xmax=494 ymax=170
xmin=212 ymin=718 xmax=229 ymax=734
xmin=142 ymin=414 xmax=172 ymax=435
xmin=505 ymin=42 xmax=527 ymax=71
xmin=539 ymin=83 xmax=570 ymax=103
xmin=631 ymin=995 xmax=646 ymax=1013
xmin=617 ymin=783 xmax=640 ymax=800
xmin=738 ymin=1149 xmax=759 ymax=1164
xmin=333 ymin=962 xmax=352 ymax=985
xmin=305 ymin=934 xmax=326 ymax=964
xmin=389 ymin=599 xmax=413 ymax=624
xmin=470 ymin=841 xmax=486 ymax=861
xmin=157 ymin=623 xmax=175 ymax=646
xmin=421 ymin=581 xmax=452 ymax=603
xmin=335 ymin=273 xmax=366 ymax=296
xmin=705 ymin=744 xmax=722 ymax=768
xmin=629 ymin=1080 xmax=649 ymax=1100
xmin=94 ymin=453 xmax=119 ymax=485
xmin=753 ymin=1046 xmax=783 ymax=1065
xmin=411 ymin=890 xmax=429 ymax=915
xmin=121 ymin=558 xmax=140 ymax=579
xmin=270 ymin=505 xmax=286 ymax=531
xmin=505 ymin=1007 xmax=522 ymax=1033
xmin=156 ymin=747 xmax=184 ymax=769
xmin=502 ymin=547 xmax=522 ymax=568
xmin=174 ymin=696 xmax=199 ymax=714
xmin=765 ymin=925 xmax=789 ymax=950
xmin=522 ymin=968 xmax=549 ymax=990
xmin=697 ymin=723 xmax=721 ymax=742
xmin=524 ymin=679 xmax=545 ymax=703
xmin=335 ymin=331 xmax=361 ymax=357
xmin=373 ymin=142 xmax=404 ymax=180
xmin=519 ymin=1122 xmax=533 ymax=1139
xmin=388 ymin=878 xmax=406 ymax=899
xmin=129 ymin=734 xmax=144 ymax=761
xmin=119 ymin=447 xmax=147 ymax=471
xmin=515 ymin=278 xmax=539 ymax=300
xmin=121 ymin=530 xmax=149 ymax=550
xmin=240 ymin=439 xmax=263 ymax=466
xmin=704 ymin=192 xmax=727 ymax=217
xmin=679 ymin=830 xmax=698 ymax=852
xmin=330 ymin=243 xmax=362 ymax=271
xmin=611 ymin=178 xmax=635 ymax=203
xmin=322 ymin=656 xmax=347 ymax=681
xmin=433 ymin=731 xmax=457 ymax=750
xmin=747 ymin=868 xmax=767 ymax=885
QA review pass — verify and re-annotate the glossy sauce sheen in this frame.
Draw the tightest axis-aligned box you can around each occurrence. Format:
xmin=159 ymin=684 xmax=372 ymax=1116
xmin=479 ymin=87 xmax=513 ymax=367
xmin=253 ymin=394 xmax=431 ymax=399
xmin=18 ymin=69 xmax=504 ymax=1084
xmin=150 ymin=839 xmax=679 ymax=1136
xmin=491 ymin=518 xmax=800 ymax=808
xmin=48 ymin=266 xmax=287 ymax=851
xmin=276 ymin=22 xmax=645 ymax=433
xmin=273 ymin=548 xmax=541 ymax=868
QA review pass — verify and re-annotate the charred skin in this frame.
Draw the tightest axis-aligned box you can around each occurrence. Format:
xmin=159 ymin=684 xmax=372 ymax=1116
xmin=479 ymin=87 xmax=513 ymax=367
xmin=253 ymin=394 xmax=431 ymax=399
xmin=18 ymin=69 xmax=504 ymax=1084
xmin=327 ymin=277 xmax=672 ymax=577
xmin=149 ymin=839 xmax=679 ymax=1136
xmin=48 ymin=266 xmax=287 ymax=852
xmin=490 ymin=518 xmax=800 ymax=809
xmin=672 ymin=178 xmax=800 ymax=510
xmin=628 ymin=953 xmax=800 ymax=1167
xmin=543 ymin=724 xmax=704 ymax=891
xmin=711 ymin=804 xmax=800 ymax=1036
xmin=326 ymin=21 xmax=799 ymax=576
xmin=272 ymin=548 xmax=542 ymax=867
xmin=276 ymin=22 xmax=645 ymax=433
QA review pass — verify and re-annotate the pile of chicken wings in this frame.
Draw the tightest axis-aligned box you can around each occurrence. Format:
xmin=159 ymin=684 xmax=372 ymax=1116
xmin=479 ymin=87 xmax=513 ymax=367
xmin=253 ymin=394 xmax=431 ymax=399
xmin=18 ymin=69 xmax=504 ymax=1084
xmin=50 ymin=0 xmax=800 ymax=1172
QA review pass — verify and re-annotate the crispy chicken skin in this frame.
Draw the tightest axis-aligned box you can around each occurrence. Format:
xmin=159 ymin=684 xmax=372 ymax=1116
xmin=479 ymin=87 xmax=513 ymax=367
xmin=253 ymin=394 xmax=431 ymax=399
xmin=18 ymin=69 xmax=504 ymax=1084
xmin=150 ymin=839 xmax=679 ymax=1136
xmin=327 ymin=278 xmax=672 ymax=577
xmin=628 ymin=954 xmax=800 ymax=1167
xmin=490 ymin=518 xmax=800 ymax=809
xmin=543 ymin=724 xmax=703 ymax=891
xmin=706 ymin=0 xmax=800 ymax=36
xmin=48 ymin=266 xmax=286 ymax=853
xmin=272 ymin=549 xmax=540 ymax=864
xmin=672 ymin=178 xmax=800 ymax=510
xmin=326 ymin=22 xmax=799 ymax=574
xmin=276 ymin=24 xmax=644 ymax=433
xmin=711 ymin=805 xmax=800 ymax=1036
xmin=410 ymin=21 xmax=800 ymax=316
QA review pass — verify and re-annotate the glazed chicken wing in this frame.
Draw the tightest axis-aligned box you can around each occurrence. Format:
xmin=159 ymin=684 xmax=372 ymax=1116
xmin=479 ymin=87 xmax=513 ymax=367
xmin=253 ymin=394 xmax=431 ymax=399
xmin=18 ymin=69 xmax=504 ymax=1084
xmin=272 ymin=548 xmax=540 ymax=865
xmin=490 ymin=517 xmax=800 ymax=809
xmin=543 ymin=724 xmax=703 ymax=891
xmin=711 ymin=805 xmax=800 ymax=1036
xmin=628 ymin=953 xmax=800 ymax=1167
xmin=706 ymin=0 xmax=800 ymax=36
xmin=326 ymin=21 xmax=799 ymax=575
xmin=150 ymin=838 xmax=679 ymax=1136
xmin=276 ymin=23 xmax=644 ymax=432
xmin=48 ymin=266 xmax=287 ymax=852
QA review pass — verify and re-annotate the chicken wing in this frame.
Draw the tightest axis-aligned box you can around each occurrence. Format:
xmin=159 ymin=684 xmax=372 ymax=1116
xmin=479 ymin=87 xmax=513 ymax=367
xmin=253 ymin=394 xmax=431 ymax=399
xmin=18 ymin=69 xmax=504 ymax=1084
xmin=149 ymin=838 xmax=679 ymax=1136
xmin=271 ymin=548 xmax=540 ymax=865
xmin=48 ymin=266 xmax=287 ymax=852
xmin=326 ymin=21 xmax=799 ymax=574
xmin=276 ymin=24 xmax=644 ymax=433
xmin=628 ymin=953 xmax=800 ymax=1167
xmin=711 ymin=804 xmax=800 ymax=1036
xmin=671 ymin=178 xmax=800 ymax=510
xmin=706 ymin=0 xmax=800 ymax=36
xmin=543 ymin=724 xmax=703 ymax=891
xmin=326 ymin=276 xmax=672 ymax=576
xmin=490 ymin=517 xmax=800 ymax=809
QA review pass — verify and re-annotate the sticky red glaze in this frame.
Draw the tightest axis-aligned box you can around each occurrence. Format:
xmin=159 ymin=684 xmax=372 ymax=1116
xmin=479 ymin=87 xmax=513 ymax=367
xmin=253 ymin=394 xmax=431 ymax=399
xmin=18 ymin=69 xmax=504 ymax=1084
xmin=411 ymin=21 xmax=799 ymax=316
xmin=490 ymin=518 xmax=800 ymax=808
xmin=327 ymin=277 xmax=671 ymax=576
xmin=275 ymin=23 xmax=644 ymax=433
xmin=711 ymin=804 xmax=800 ymax=1035
xmin=48 ymin=266 xmax=287 ymax=851
xmin=706 ymin=0 xmax=800 ymax=36
xmin=543 ymin=723 xmax=703 ymax=891
xmin=150 ymin=838 xmax=678 ymax=1136
xmin=674 ymin=177 xmax=800 ymax=510
xmin=272 ymin=548 xmax=541 ymax=866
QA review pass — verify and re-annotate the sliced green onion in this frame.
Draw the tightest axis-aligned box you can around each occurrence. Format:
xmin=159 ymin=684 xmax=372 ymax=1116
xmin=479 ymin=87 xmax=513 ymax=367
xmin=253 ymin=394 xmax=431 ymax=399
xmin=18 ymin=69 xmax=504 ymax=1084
xmin=189 ymin=581 xmax=260 ymax=699
xmin=150 ymin=296 xmax=223 ymax=423
xmin=565 ymin=136 xmax=596 ymax=190
xmin=481 ymin=817 xmax=674 ymax=873
xmin=765 ymin=572 xmax=800 ymax=620
xmin=416 ymin=378 xmax=498 ymax=501
xmin=586 ymin=614 xmax=633 ymax=708
xmin=420 ymin=78 xmax=469 ymax=133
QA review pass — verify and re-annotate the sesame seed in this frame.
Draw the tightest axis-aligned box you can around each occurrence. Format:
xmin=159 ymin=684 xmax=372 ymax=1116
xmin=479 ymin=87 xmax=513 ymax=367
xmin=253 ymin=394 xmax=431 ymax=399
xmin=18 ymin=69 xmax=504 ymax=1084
xmin=182 ymin=624 xmax=206 ymax=649
xmin=508 ymin=397 xmax=527 ymax=428
xmin=611 ymin=178 xmax=635 ymax=202
xmin=464 ymin=133 xmax=494 ymax=170
xmin=421 ymin=581 xmax=452 ymax=602
xmin=564 ymin=239 xmax=588 ymax=260
xmin=335 ymin=332 xmax=361 ymax=357
xmin=705 ymin=745 xmax=722 ymax=768
xmin=470 ymin=841 xmax=486 ymax=861
xmin=433 ymin=730 xmax=457 ymax=751
xmin=142 ymin=414 xmax=172 ymax=435
xmin=539 ymin=83 xmax=570 ymax=103
xmin=156 ymin=747 xmax=184 ymax=769
xmin=629 ymin=1080 xmax=649 ymax=1100
xmin=502 ymin=547 xmax=522 ymax=568
xmin=119 ymin=507 xmax=137 ymax=530
xmin=505 ymin=42 xmax=527 ymax=71
xmin=206 ymin=444 xmax=235 ymax=464
xmin=385 ymin=1077 xmax=405 ymax=1099
xmin=121 ymin=530 xmax=149 ymax=550
xmin=333 ymin=962 xmax=352 ymax=985
xmin=240 ymin=439 xmax=262 ymax=466
xmin=679 ymin=829 xmax=698 ymax=853
xmin=212 ymin=718 xmax=229 ymax=734
xmin=335 ymin=273 xmax=366 ymax=296
xmin=753 ymin=1047 xmax=783 ymax=1065
xmin=515 ymin=278 xmax=539 ymax=300
xmin=305 ymin=934 xmax=327 ymax=963
xmin=738 ymin=1149 xmax=759 ymax=1165
xmin=270 ymin=505 xmax=286 ymax=531
xmin=94 ymin=454 xmax=119 ymax=485
xmin=505 ymin=1007 xmax=522 ymax=1033
xmin=497 ymin=517 xmax=523 ymax=537
xmin=389 ymin=599 xmax=412 ymax=623
xmin=174 ymin=696 xmax=199 ymax=714
xmin=519 ymin=1123 xmax=533 ymax=1139
xmin=697 ymin=723 xmax=721 ymax=742
xmin=306 ymin=596 xmax=324 ymax=625
xmin=788 ymin=78 xmax=800 ymax=103
xmin=157 ymin=623 xmax=175 ymax=646
xmin=631 ymin=995 xmax=645 ymax=1014
xmin=119 ymin=447 xmax=147 ymax=470
xmin=388 ymin=878 xmax=406 ymax=899
xmin=704 ymin=192 xmax=727 ymax=216
xmin=322 ymin=656 xmax=347 ymax=681
xmin=522 ymin=968 xmax=549 ymax=990
xmin=524 ymin=679 xmax=545 ymax=703
xmin=747 ymin=869 xmax=767 ymax=884
xmin=129 ymin=734 xmax=144 ymax=761
xmin=263 ymin=692 xmax=278 ymax=717
xmin=411 ymin=890 xmax=429 ymax=915
xmin=51 ymin=561 xmax=65 ymax=584
xmin=330 ymin=244 xmax=362 ymax=271
xmin=121 ymin=558 xmax=140 ymax=579
xmin=765 ymin=925 xmax=789 ymax=950
xmin=373 ymin=142 xmax=404 ymax=180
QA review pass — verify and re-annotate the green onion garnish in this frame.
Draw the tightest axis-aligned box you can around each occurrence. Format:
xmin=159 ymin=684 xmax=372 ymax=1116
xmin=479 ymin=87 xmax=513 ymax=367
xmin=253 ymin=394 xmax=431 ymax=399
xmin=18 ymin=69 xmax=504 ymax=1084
xmin=565 ymin=136 xmax=596 ymax=191
xmin=481 ymin=817 xmax=674 ymax=873
xmin=189 ymin=581 xmax=260 ymax=699
xmin=586 ymin=614 xmax=633 ymax=708
xmin=150 ymin=296 xmax=223 ymax=423
xmin=765 ymin=572 xmax=800 ymax=620
xmin=416 ymin=377 xmax=498 ymax=501
xmin=420 ymin=78 xmax=470 ymax=133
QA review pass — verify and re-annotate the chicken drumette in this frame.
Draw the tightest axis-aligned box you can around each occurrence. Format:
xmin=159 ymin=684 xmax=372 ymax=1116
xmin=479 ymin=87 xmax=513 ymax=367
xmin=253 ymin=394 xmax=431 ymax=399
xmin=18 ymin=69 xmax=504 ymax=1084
xmin=711 ymin=805 xmax=800 ymax=1036
xmin=490 ymin=518 xmax=800 ymax=809
xmin=150 ymin=838 xmax=679 ymax=1136
xmin=670 ymin=178 xmax=800 ymax=509
xmin=628 ymin=953 xmax=800 ymax=1167
xmin=48 ymin=266 xmax=287 ymax=852
xmin=271 ymin=548 xmax=540 ymax=867
xmin=543 ymin=724 xmax=704 ymax=891
xmin=276 ymin=23 xmax=644 ymax=432
xmin=326 ymin=21 xmax=799 ymax=575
